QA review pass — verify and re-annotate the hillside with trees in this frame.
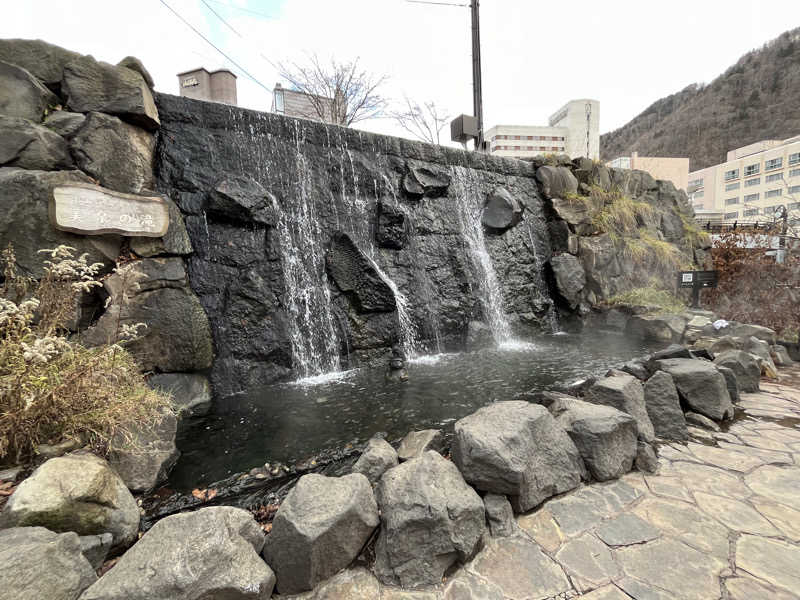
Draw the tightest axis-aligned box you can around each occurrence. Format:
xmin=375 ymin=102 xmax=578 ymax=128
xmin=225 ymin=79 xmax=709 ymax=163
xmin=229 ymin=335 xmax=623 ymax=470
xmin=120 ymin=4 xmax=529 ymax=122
xmin=601 ymin=28 xmax=800 ymax=171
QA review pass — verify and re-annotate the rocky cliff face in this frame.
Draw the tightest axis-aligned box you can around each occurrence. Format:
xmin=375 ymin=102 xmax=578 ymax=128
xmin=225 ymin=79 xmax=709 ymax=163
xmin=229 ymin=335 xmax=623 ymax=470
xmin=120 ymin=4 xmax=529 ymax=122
xmin=601 ymin=28 xmax=800 ymax=171
xmin=153 ymin=95 xmax=707 ymax=398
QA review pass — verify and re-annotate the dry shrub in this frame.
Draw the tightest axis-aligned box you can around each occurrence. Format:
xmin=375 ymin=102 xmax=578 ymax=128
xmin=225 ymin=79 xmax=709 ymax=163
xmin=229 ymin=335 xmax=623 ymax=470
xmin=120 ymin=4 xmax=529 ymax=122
xmin=607 ymin=285 xmax=687 ymax=314
xmin=706 ymin=229 xmax=800 ymax=340
xmin=0 ymin=245 xmax=173 ymax=464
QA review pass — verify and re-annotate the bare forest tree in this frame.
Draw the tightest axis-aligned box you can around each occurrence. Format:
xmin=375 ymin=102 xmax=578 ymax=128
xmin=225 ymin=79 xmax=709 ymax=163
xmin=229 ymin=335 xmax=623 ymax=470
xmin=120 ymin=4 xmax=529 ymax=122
xmin=276 ymin=55 xmax=387 ymax=126
xmin=390 ymin=97 xmax=451 ymax=145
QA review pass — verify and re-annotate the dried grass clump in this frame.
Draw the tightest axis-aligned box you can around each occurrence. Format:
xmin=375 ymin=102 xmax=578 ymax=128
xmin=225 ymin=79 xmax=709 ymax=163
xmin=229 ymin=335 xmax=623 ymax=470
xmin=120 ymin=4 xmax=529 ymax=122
xmin=607 ymin=285 xmax=687 ymax=314
xmin=623 ymin=231 xmax=687 ymax=272
xmin=0 ymin=245 xmax=173 ymax=464
xmin=591 ymin=187 xmax=655 ymax=241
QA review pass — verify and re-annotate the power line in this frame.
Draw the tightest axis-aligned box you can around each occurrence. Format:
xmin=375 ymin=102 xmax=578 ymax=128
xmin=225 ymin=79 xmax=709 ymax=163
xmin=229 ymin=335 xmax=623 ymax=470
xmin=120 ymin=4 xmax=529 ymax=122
xmin=406 ymin=0 xmax=468 ymax=6
xmin=206 ymin=0 xmax=276 ymax=20
xmin=158 ymin=0 xmax=272 ymax=94
xmin=199 ymin=0 xmax=243 ymax=38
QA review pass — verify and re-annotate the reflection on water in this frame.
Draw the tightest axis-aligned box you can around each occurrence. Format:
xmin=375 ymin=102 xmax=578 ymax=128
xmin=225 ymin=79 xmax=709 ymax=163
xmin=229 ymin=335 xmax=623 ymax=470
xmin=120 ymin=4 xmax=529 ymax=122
xmin=170 ymin=332 xmax=655 ymax=490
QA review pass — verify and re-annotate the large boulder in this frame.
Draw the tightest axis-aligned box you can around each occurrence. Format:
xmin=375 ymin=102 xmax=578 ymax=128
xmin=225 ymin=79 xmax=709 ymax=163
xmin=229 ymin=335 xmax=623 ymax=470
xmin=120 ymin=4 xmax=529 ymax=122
xmin=550 ymin=196 xmax=599 ymax=235
xmin=262 ymin=474 xmax=379 ymax=594
xmin=206 ymin=175 xmax=276 ymax=225
xmin=108 ymin=408 xmax=179 ymax=493
xmin=352 ymin=437 xmax=398 ymax=484
xmin=716 ymin=365 xmax=740 ymax=403
xmin=548 ymin=396 xmax=638 ymax=481
xmin=743 ymin=336 xmax=778 ymax=377
xmin=550 ymin=253 xmax=586 ymax=308
xmin=0 ymin=454 xmax=139 ymax=550
xmin=402 ymin=164 xmax=451 ymax=199
xmin=326 ymin=232 xmax=395 ymax=312
xmin=130 ymin=196 xmax=193 ymax=257
xmin=0 ymin=527 xmax=97 ymax=600
xmin=584 ymin=374 xmax=655 ymax=442
xmin=626 ymin=314 xmax=687 ymax=344
xmin=397 ymin=429 xmax=443 ymax=461
xmin=0 ymin=115 xmax=72 ymax=170
xmin=643 ymin=371 xmax=688 ymax=441
xmin=0 ymin=167 xmax=118 ymax=278
xmin=482 ymin=186 xmax=522 ymax=232
xmin=69 ymin=111 xmax=155 ymax=194
xmin=44 ymin=110 xmax=87 ymax=138
xmin=0 ymin=39 xmax=81 ymax=92
xmin=451 ymin=401 xmax=584 ymax=512
xmin=0 ymin=60 xmax=59 ymax=121
xmin=374 ymin=451 xmax=485 ymax=588
xmin=535 ymin=165 xmax=578 ymax=200
xmin=724 ymin=323 xmax=776 ymax=345
xmin=61 ymin=54 xmax=159 ymax=130
xmin=117 ymin=56 xmax=154 ymax=89
xmin=83 ymin=258 xmax=213 ymax=372
xmin=80 ymin=507 xmax=274 ymax=600
xmin=578 ymin=233 xmax=623 ymax=298
xmin=147 ymin=372 xmax=212 ymax=418
xmin=654 ymin=358 xmax=733 ymax=421
xmin=771 ymin=344 xmax=793 ymax=366
xmin=713 ymin=350 xmax=761 ymax=393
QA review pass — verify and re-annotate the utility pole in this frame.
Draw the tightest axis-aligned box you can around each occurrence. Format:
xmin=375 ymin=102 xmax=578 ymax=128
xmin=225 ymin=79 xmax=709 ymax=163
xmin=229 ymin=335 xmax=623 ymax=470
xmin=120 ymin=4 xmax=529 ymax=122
xmin=471 ymin=0 xmax=484 ymax=151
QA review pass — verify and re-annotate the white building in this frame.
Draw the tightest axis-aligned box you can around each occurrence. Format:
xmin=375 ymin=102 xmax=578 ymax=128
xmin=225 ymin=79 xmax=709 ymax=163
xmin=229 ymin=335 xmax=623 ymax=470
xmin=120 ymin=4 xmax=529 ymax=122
xmin=486 ymin=99 xmax=600 ymax=160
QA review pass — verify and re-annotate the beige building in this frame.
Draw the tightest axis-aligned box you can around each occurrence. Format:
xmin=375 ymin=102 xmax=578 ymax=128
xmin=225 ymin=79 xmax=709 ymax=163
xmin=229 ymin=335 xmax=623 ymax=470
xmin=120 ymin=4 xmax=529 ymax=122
xmin=486 ymin=99 xmax=600 ymax=160
xmin=177 ymin=68 xmax=237 ymax=105
xmin=606 ymin=152 xmax=689 ymax=192
xmin=270 ymin=83 xmax=342 ymax=123
xmin=688 ymin=136 xmax=800 ymax=222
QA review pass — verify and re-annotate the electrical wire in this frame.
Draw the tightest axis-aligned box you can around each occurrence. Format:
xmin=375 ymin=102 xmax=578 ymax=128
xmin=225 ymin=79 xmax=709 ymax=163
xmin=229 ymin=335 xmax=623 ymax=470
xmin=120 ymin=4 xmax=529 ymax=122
xmin=158 ymin=0 xmax=272 ymax=93
xmin=199 ymin=0 xmax=243 ymax=38
xmin=206 ymin=0 xmax=276 ymax=20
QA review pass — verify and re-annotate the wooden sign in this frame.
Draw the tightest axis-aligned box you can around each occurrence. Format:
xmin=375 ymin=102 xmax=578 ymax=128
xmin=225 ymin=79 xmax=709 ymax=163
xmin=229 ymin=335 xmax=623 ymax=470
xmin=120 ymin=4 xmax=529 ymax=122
xmin=50 ymin=183 xmax=169 ymax=237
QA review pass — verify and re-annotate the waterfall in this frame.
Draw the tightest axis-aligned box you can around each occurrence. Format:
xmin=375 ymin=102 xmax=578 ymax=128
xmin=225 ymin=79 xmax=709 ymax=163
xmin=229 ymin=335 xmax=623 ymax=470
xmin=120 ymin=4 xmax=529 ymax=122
xmin=451 ymin=166 xmax=513 ymax=344
xmin=527 ymin=229 xmax=561 ymax=334
xmin=273 ymin=122 xmax=342 ymax=378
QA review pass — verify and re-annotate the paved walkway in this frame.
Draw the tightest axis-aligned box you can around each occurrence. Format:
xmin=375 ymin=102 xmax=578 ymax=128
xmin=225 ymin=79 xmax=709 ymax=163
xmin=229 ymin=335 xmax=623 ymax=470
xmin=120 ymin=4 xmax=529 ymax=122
xmin=287 ymin=366 xmax=800 ymax=600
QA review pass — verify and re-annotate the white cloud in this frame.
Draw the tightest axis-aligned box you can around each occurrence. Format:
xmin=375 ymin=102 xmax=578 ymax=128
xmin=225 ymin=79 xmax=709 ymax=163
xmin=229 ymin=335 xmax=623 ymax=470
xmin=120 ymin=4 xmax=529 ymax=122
xmin=2 ymin=0 xmax=799 ymax=144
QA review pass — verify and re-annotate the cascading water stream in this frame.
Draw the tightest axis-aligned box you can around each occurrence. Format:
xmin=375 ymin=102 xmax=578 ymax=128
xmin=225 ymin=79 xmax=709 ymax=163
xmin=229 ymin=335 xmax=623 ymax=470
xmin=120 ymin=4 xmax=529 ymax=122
xmin=451 ymin=166 xmax=514 ymax=345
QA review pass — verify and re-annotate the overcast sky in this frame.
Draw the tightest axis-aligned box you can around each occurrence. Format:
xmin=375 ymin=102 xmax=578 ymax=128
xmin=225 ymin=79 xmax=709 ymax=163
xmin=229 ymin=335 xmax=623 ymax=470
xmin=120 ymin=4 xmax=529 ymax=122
xmin=3 ymin=0 xmax=799 ymax=144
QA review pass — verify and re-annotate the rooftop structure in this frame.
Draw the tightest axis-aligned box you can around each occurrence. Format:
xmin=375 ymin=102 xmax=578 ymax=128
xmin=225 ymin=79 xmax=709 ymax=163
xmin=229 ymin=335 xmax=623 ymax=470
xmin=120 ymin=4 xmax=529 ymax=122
xmin=177 ymin=68 xmax=237 ymax=105
xmin=270 ymin=83 xmax=342 ymax=123
xmin=606 ymin=152 xmax=690 ymax=193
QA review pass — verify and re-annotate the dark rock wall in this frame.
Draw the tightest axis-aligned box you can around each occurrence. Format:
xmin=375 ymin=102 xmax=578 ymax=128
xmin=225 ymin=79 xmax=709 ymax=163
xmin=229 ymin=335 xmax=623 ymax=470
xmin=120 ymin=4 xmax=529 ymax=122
xmin=154 ymin=94 xmax=556 ymax=396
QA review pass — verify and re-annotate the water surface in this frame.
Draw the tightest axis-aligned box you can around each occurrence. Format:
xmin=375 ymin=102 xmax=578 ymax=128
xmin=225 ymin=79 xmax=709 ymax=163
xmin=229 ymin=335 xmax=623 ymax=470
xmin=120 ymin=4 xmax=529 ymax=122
xmin=171 ymin=331 xmax=655 ymax=490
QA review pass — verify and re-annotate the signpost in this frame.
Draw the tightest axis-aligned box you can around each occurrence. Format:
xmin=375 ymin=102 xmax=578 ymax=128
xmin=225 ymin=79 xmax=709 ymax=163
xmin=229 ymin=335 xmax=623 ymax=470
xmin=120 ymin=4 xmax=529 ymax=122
xmin=677 ymin=270 xmax=718 ymax=308
xmin=50 ymin=183 xmax=169 ymax=237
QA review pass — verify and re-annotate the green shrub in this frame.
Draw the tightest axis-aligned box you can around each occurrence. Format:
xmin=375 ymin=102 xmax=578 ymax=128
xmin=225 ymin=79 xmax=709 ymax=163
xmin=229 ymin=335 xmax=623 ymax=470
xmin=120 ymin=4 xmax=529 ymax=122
xmin=0 ymin=245 xmax=173 ymax=464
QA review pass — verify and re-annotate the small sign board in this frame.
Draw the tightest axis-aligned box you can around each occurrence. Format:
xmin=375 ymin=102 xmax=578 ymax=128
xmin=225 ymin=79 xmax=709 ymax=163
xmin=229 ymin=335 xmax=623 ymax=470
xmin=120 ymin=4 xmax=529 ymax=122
xmin=677 ymin=270 xmax=718 ymax=289
xmin=50 ymin=183 xmax=169 ymax=237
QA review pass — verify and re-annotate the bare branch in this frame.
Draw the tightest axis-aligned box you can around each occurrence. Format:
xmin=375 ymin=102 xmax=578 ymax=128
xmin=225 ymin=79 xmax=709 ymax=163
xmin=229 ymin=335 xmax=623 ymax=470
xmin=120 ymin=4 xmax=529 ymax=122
xmin=276 ymin=54 xmax=387 ymax=126
xmin=389 ymin=97 xmax=451 ymax=145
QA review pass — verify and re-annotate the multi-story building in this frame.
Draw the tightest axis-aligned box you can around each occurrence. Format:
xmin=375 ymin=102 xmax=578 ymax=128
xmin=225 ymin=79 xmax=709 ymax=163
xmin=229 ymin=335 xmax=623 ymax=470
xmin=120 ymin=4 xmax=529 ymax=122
xmin=606 ymin=152 xmax=690 ymax=193
xmin=486 ymin=99 xmax=600 ymax=160
xmin=177 ymin=68 xmax=237 ymax=105
xmin=688 ymin=136 xmax=800 ymax=222
xmin=270 ymin=83 xmax=342 ymax=123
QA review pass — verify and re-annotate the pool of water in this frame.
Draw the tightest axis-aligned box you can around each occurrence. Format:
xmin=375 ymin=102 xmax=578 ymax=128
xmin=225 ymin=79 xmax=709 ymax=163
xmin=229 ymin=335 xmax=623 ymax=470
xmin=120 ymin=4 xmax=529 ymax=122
xmin=170 ymin=331 xmax=657 ymax=490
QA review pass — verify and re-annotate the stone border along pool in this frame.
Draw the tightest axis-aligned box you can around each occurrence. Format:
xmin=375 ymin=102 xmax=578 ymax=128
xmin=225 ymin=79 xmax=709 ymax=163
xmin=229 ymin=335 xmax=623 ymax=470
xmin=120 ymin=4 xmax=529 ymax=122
xmin=2 ymin=323 xmax=798 ymax=599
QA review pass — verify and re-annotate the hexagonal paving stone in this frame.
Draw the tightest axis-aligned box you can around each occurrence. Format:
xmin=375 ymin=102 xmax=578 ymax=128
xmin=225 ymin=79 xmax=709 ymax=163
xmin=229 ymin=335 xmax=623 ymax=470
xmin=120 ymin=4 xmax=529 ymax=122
xmin=632 ymin=497 xmax=729 ymax=559
xmin=753 ymin=501 xmax=800 ymax=541
xmin=594 ymin=513 xmax=660 ymax=546
xmin=684 ymin=443 xmax=764 ymax=472
xmin=724 ymin=575 xmax=799 ymax=600
xmin=615 ymin=538 xmax=726 ymax=600
xmin=693 ymin=491 xmax=780 ymax=536
xmin=745 ymin=465 xmax=800 ymax=510
xmin=468 ymin=536 xmax=572 ymax=600
xmin=517 ymin=508 xmax=565 ymax=554
xmin=736 ymin=534 xmax=800 ymax=594
xmin=555 ymin=533 xmax=618 ymax=591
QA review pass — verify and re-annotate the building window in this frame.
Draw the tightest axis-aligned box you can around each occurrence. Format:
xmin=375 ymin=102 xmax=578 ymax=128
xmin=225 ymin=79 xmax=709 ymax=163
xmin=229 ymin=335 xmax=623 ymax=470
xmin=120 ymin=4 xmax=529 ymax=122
xmin=765 ymin=157 xmax=783 ymax=171
xmin=745 ymin=177 xmax=761 ymax=187
xmin=725 ymin=211 xmax=739 ymax=219
xmin=789 ymin=152 xmax=800 ymax=166
xmin=744 ymin=193 xmax=759 ymax=203
xmin=765 ymin=189 xmax=782 ymax=198
xmin=274 ymin=90 xmax=285 ymax=113
xmin=789 ymin=168 xmax=800 ymax=178
xmin=789 ymin=185 xmax=800 ymax=195
xmin=724 ymin=168 xmax=739 ymax=181
xmin=766 ymin=172 xmax=784 ymax=183
xmin=789 ymin=201 xmax=800 ymax=210
xmin=743 ymin=208 xmax=759 ymax=216
xmin=725 ymin=197 xmax=739 ymax=205
xmin=764 ymin=205 xmax=783 ymax=215
xmin=725 ymin=182 xmax=740 ymax=191
xmin=744 ymin=163 xmax=760 ymax=176
xmin=693 ymin=190 xmax=704 ymax=198
xmin=514 ymin=146 xmax=520 ymax=150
